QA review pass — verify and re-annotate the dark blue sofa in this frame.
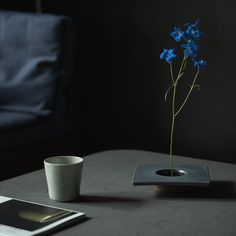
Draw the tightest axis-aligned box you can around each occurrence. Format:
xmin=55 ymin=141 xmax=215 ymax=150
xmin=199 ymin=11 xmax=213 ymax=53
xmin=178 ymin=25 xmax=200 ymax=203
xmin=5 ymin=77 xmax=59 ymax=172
xmin=0 ymin=11 xmax=75 ymax=180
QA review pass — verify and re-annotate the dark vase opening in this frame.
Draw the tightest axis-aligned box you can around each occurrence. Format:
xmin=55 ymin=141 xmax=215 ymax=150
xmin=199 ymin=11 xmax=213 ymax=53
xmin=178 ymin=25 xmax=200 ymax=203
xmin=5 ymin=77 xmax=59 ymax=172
xmin=156 ymin=169 xmax=187 ymax=177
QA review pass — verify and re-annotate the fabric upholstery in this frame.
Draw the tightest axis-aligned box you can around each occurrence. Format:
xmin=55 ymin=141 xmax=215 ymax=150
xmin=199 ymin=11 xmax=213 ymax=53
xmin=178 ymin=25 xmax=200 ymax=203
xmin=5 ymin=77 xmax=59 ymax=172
xmin=0 ymin=11 xmax=75 ymax=153
xmin=0 ymin=11 xmax=74 ymax=118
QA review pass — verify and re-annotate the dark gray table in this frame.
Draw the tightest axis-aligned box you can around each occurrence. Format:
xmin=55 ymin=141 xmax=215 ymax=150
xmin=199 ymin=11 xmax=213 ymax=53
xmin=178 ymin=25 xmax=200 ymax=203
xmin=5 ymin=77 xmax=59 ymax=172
xmin=0 ymin=150 xmax=236 ymax=236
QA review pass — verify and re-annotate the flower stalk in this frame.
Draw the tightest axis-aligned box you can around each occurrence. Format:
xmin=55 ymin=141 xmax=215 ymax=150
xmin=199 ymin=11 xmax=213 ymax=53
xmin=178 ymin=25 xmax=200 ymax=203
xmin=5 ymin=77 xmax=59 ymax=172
xmin=169 ymin=78 xmax=176 ymax=176
xmin=168 ymin=58 xmax=200 ymax=176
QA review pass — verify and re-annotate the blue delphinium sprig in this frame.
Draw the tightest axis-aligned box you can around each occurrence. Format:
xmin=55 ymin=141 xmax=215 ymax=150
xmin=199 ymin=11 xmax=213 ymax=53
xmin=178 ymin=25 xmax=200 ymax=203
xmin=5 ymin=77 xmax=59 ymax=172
xmin=160 ymin=19 xmax=206 ymax=176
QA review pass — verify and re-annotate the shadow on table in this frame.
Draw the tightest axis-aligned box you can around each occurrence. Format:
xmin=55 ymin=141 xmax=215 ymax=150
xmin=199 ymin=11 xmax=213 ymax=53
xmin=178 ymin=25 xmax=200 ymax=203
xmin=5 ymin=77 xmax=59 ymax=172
xmin=74 ymin=194 xmax=148 ymax=209
xmin=78 ymin=195 xmax=144 ymax=203
xmin=154 ymin=181 xmax=236 ymax=199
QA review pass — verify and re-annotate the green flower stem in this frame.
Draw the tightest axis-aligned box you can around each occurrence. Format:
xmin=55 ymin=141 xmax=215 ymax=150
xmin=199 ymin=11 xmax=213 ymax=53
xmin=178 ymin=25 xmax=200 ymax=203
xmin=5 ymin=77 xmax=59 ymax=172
xmin=175 ymin=66 xmax=200 ymax=117
xmin=168 ymin=56 xmax=187 ymax=176
xmin=170 ymin=62 xmax=175 ymax=83
xmin=169 ymin=82 xmax=176 ymax=176
xmin=176 ymin=55 xmax=188 ymax=82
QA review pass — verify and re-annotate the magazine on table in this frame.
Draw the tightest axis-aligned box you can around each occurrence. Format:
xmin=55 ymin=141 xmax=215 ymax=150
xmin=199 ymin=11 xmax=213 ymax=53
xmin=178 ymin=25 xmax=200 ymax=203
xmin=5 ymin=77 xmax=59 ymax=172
xmin=0 ymin=196 xmax=85 ymax=236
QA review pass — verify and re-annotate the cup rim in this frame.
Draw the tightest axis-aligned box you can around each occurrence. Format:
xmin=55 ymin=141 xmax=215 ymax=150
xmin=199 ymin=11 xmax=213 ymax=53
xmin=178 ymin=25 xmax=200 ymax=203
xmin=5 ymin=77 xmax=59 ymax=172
xmin=44 ymin=155 xmax=83 ymax=166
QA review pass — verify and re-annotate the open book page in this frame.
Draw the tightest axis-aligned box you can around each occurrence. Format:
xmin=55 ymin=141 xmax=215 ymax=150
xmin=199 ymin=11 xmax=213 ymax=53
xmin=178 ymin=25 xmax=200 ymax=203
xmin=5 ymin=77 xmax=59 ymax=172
xmin=0 ymin=196 xmax=85 ymax=236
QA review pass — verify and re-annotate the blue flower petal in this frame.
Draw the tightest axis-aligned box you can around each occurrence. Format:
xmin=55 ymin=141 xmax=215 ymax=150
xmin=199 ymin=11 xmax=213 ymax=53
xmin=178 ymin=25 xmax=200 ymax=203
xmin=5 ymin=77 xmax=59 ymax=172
xmin=185 ymin=19 xmax=203 ymax=41
xmin=192 ymin=59 xmax=206 ymax=68
xmin=160 ymin=49 xmax=169 ymax=59
xmin=170 ymin=27 xmax=184 ymax=42
xmin=160 ymin=48 xmax=177 ymax=63
xmin=181 ymin=41 xmax=199 ymax=58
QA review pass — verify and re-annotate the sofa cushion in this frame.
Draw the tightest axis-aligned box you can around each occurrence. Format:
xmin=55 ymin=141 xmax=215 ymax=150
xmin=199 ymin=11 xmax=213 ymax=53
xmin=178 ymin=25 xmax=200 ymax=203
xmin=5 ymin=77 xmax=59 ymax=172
xmin=0 ymin=110 xmax=36 ymax=131
xmin=0 ymin=11 xmax=74 ymax=117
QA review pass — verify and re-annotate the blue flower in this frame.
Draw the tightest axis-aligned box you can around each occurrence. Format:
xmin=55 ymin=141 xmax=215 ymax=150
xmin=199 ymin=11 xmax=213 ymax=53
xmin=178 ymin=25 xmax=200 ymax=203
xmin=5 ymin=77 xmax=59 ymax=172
xmin=170 ymin=27 xmax=184 ymax=42
xmin=185 ymin=19 xmax=202 ymax=41
xmin=160 ymin=49 xmax=177 ymax=63
xmin=181 ymin=41 xmax=199 ymax=58
xmin=192 ymin=59 xmax=206 ymax=68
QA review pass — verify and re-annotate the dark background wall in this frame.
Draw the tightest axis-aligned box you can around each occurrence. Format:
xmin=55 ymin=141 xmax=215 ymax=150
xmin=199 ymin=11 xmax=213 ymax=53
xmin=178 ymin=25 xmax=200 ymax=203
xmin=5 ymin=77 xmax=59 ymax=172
xmin=0 ymin=0 xmax=236 ymax=164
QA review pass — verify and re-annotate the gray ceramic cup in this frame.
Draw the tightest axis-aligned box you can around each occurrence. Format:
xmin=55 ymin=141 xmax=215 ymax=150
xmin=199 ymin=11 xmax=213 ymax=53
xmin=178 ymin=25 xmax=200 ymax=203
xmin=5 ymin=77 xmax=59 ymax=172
xmin=44 ymin=156 xmax=83 ymax=202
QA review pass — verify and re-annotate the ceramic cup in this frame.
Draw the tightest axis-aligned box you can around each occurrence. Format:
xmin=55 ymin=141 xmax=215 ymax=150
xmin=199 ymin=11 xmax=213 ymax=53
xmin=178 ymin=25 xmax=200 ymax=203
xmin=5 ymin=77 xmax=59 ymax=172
xmin=44 ymin=156 xmax=83 ymax=202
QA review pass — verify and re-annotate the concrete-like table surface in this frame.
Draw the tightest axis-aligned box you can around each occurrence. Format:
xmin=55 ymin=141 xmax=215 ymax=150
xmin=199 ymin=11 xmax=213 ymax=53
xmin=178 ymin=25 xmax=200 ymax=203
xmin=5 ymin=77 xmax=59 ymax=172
xmin=0 ymin=150 xmax=236 ymax=236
